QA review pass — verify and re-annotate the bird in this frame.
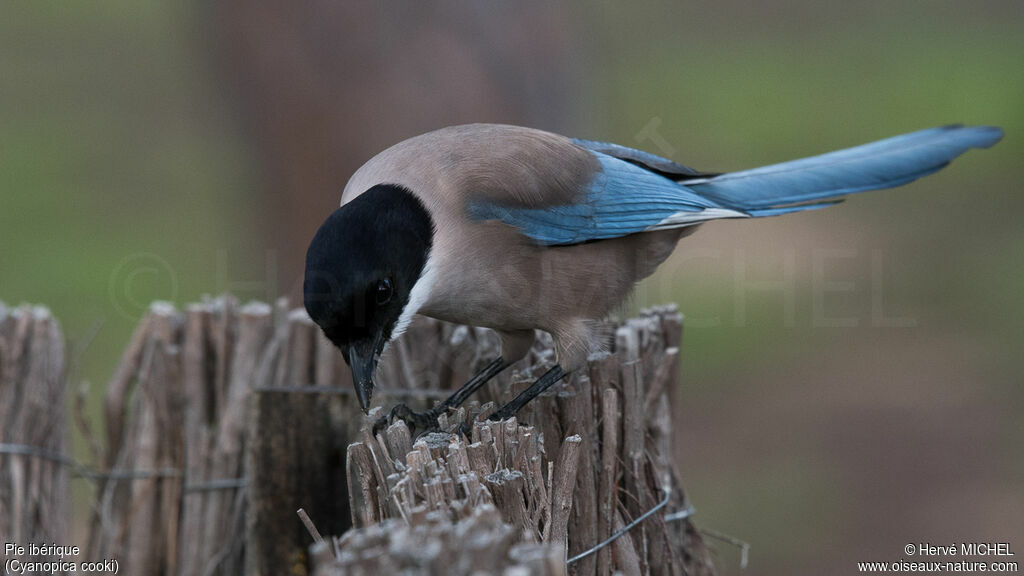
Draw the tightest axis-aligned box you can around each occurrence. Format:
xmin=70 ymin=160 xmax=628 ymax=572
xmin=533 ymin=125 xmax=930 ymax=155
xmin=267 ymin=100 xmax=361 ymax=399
xmin=303 ymin=123 xmax=1002 ymax=433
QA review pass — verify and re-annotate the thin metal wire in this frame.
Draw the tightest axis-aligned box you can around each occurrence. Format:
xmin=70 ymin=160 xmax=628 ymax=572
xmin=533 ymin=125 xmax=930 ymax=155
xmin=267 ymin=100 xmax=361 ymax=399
xmin=664 ymin=504 xmax=696 ymax=522
xmin=700 ymin=527 xmax=751 ymax=569
xmin=253 ymin=384 xmax=450 ymax=398
xmin=665 ymin=504 xmax=750 ymax=569
xmin=184 ymin=478 xmax=250 ymax=493
xmin=566 ymin=487 xmax=672 ymax=565
xmin=0 ymin=442 xmax=244 ymax=492
xmin=90 ymin=468 xmax=183 ymax=480
xmin=0 ymin=442 xmax=85 ymax=472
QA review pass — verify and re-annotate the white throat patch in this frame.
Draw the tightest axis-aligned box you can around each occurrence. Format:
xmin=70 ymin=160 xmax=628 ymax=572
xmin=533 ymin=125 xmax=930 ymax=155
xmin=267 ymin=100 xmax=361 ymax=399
xmin=390 ymin=257 xmax=437 ymax=340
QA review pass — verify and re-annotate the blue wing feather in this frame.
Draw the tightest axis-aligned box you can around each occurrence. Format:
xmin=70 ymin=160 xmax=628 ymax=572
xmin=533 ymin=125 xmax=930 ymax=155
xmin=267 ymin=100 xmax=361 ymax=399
xmin=467 ymin=151 xmax=739 ymax=246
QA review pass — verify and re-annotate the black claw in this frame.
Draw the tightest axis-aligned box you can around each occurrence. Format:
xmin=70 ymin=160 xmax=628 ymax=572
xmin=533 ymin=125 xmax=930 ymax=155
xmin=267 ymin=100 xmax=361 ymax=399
xmin=371 ymin=413 xmax=391 ymax=436
xmin=372 ymin=403 xmax=441 ymax=438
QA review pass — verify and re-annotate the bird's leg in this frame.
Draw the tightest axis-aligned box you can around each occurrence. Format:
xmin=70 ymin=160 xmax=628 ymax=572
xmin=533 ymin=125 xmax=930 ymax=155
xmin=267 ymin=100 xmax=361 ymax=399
xmin=373 ymin=357 xmax=508 ymax=436
xmin=488 ymin=364 xmax=567 ymax=422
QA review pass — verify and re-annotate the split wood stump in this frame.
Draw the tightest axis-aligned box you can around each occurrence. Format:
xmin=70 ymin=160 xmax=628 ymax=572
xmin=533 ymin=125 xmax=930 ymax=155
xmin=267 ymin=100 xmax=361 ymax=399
xmin=318 ymin=306 xmax=715 ymax=576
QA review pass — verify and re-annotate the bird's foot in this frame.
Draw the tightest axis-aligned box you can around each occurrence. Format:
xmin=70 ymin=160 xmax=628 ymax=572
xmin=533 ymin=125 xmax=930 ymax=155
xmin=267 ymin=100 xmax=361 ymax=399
xmin=371 ymin=403 xmax=441 ymax=437
xmin=456 ymin=420 xmax=474 ymax=439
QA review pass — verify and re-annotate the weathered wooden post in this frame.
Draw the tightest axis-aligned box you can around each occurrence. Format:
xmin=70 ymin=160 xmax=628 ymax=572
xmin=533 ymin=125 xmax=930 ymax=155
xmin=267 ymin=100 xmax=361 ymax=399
xmin=0 ymin=304 xmax=69 ymax=563
xmin=246 ymin=307 xmax=352 ymax=576
xmin=316 ymin=307 xmax=716 ymax=576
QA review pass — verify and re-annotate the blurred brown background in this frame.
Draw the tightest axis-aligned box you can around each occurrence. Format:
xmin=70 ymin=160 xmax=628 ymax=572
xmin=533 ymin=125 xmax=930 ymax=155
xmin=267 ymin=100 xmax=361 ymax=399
xmin=2 ymin=1 xmax=1021 ymax=573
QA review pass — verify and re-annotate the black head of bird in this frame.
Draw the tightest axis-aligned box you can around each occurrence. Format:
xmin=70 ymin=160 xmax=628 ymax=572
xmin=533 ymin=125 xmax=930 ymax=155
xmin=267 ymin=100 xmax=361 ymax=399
xmin=303 ymin=184 xmax=434 ymax=412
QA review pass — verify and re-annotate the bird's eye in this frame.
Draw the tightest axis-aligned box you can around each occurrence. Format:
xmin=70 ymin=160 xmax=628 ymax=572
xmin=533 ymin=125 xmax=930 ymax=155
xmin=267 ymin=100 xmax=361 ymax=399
xmin=375 ymin=277 xmax=393 ymax=305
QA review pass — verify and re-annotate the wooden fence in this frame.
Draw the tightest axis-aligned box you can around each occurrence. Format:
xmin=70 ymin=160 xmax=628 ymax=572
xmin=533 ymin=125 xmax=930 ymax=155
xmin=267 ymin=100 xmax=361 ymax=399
xmin=0 ymin=297 xmax=715 ymax=575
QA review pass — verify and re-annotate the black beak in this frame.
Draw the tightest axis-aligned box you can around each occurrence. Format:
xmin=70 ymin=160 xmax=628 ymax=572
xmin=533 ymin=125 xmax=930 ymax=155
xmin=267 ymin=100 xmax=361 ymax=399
xmin=346 ymin=335 xmax=382 ymax=413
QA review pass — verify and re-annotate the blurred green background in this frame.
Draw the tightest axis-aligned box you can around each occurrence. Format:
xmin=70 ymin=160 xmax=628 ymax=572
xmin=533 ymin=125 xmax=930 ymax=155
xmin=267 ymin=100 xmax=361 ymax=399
xmin=2 ymin=1 xmax=1021 ymax=573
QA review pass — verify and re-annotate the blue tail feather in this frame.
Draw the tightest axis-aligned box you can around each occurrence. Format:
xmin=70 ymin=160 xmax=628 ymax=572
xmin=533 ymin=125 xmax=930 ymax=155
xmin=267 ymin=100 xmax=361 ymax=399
xmin=744 ymin=199 xmax=844 ymax=218
xmin=689 ymin=125 xmax=1003 ymax=215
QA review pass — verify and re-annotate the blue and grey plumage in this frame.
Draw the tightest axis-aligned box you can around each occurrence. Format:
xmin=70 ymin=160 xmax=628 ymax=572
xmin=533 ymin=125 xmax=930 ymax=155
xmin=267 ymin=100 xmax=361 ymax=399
xmin=466 ymin=151 xmax=730 ymax=245
xmin=467 ymin=125 xmax=1002 ymax=246
xmin=313 ymin=123 xmax=1001 ymax=414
